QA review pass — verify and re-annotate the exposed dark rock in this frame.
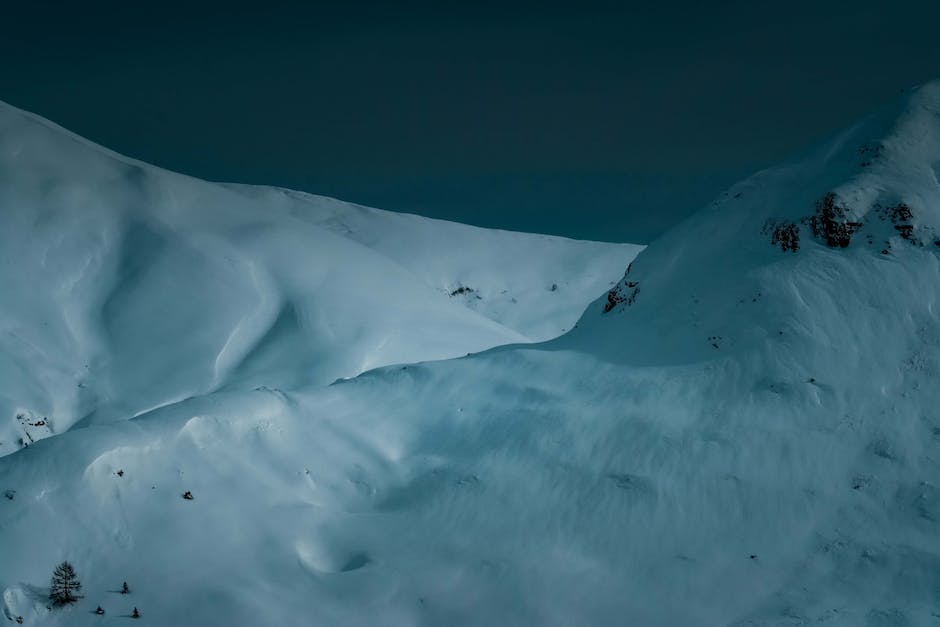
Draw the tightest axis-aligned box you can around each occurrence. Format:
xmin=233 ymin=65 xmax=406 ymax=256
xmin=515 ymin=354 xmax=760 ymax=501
xmin=764 ymin=220 xmax=800 ymax=252
xmin=807 ymin=192 xmax=862 ymax=248
xmin=604 ymin=282 xmax=640 ymax=313
xmin=857 ymin=141 xmax=883 ymax=167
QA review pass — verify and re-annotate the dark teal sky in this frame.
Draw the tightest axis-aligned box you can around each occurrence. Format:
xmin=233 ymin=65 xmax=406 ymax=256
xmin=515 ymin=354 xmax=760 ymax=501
xmin=3 ymin=1 xmax=939 ymax=242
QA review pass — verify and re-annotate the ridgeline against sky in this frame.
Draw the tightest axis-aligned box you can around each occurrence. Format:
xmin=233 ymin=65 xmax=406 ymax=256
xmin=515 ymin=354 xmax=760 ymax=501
xmin=3 ymin=0 xmax=939 ymax=242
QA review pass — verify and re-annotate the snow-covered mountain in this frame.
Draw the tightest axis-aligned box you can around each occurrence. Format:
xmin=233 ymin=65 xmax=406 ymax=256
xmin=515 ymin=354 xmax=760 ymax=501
xmin=0 ymin=100 xmax=640 ymax=453
xmin=3 ymin=80 xmax=940 ymax=627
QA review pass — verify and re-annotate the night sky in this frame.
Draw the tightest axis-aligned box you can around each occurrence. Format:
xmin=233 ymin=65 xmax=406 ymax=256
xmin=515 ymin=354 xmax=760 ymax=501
xmin=3 ymin=1 xmax=939 ymax=242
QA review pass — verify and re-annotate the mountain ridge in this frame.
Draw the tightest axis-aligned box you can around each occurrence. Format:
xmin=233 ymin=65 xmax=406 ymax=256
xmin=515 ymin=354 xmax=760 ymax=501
xmin=2 ymin=84 xmax=940 ymax=625
xmin=0 ymin=97 xmax=640 ymax=452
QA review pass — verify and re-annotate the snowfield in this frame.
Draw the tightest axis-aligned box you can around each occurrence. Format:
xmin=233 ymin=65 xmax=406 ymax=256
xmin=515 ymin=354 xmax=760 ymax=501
xmin=2 ymin=80 xmax=940 ymax=626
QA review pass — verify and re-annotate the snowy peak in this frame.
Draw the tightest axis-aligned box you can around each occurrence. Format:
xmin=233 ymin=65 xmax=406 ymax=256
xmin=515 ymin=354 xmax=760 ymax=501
xmin=577 ymin=80 xmax=940 ymax=365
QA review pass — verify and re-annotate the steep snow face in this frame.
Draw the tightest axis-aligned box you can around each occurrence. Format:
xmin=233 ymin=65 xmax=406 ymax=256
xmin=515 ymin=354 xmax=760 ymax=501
xmin=3 ymin=84 xmax=940 ymax=627
xmin=0 ymin=101 xmax=639 ymax=453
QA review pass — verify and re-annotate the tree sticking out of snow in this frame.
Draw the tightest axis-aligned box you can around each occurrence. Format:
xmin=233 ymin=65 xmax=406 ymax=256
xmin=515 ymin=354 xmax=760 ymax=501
xmin=49 ymin=561 xmax=82 ymax=605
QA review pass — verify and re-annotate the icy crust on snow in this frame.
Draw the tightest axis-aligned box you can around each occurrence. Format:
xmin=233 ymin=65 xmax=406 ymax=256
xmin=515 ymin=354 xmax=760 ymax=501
xmin=3 ymin=84 xmax=940 ymax=625
xmin=0 ymin=100 xmax=638 ymax=454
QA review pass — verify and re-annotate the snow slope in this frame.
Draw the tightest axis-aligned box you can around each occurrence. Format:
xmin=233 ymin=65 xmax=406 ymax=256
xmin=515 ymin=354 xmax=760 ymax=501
xmin=0 ymin=100 xmax=639 ymax=453
xmin=228 ymin=184 xmax=636 ymax=342
xmin=3 ymin=82 xmax=940 ymax=626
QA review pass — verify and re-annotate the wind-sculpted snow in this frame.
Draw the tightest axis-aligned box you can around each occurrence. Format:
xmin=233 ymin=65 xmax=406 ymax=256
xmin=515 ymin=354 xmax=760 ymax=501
xmin=3 ymin=83 xmax=940 ymax=625
xmin=0 ymin=100 xmax=638 ymax=453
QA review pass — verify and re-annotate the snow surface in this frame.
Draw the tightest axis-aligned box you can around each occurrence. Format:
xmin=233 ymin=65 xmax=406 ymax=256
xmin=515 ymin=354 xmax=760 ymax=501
xmin=3 ymin=81 xmax=940 ymax=626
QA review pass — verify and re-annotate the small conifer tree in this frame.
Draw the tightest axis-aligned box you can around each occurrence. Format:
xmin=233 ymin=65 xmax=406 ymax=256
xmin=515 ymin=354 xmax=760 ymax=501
xmin=49 ymin=561 xmax=82 ymax=605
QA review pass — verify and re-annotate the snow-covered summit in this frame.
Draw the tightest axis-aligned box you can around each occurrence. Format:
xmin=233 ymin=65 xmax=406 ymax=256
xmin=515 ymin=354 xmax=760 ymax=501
xmin=570 ymin=80 xmax=940 ymax=365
